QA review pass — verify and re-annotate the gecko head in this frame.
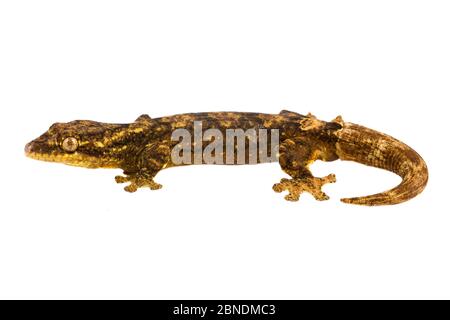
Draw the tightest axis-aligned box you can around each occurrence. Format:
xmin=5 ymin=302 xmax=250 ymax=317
xmin=25 ymin=120 xmax=128 ymax=168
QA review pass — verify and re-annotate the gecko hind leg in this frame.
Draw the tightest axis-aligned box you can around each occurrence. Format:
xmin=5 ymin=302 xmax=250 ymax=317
xmin=274 ymin=139 xmax=337 ymax=202
xmin=273 ymin=174 xmax=336 ymax=202
xmin=115 ymin=171 xmax=162 ymax=193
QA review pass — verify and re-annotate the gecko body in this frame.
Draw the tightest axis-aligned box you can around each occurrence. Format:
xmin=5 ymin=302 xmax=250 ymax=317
xmin=25 ymin=111 xmax=428 ymax=205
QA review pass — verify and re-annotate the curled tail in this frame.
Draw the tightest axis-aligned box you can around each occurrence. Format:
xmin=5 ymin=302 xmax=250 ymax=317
xmin=335 ymin=123 xmax=428 ymax=206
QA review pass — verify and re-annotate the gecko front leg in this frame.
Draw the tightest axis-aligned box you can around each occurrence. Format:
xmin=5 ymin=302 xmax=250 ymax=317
xmin=115 ymin=142 xmax=171 ymax=193
xmin=273 ymin=139 xmax=336 ymax=202
xmin=115 ymin=171 xmax=163 ymax=192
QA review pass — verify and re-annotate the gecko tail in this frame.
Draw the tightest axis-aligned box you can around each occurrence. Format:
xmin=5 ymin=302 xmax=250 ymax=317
xmin=336 ymin=123 xmax=428 ymax=206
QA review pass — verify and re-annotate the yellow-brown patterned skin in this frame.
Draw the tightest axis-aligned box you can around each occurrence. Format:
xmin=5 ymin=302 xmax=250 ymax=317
xmin=25 ymin=111 xmax=428 ymax=205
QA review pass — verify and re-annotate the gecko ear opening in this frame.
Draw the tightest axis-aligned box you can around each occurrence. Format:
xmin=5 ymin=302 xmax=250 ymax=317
xmin=135 ymin=114 xmax=152 ymax=123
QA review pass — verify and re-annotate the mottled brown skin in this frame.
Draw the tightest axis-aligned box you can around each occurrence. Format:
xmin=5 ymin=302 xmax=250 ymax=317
xmin=25 ymin=111 xmax=428 ymax=205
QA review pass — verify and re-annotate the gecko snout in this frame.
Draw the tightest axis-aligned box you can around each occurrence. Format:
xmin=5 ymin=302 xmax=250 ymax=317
xmin=24 ymin=141 xmax=43 ymax=156
xmin=24 ymin=142 xmax=33 ymax=154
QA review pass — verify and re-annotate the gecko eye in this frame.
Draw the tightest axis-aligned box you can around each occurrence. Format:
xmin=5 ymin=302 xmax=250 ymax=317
xmin=62 ymin=137 xmax=79 ymax=152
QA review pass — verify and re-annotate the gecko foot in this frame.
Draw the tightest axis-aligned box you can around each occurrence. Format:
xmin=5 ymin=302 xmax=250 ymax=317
xmin=115 ymin=174 xmax=162 ymax=193
xmin=273 ymin=174 xmax=336 ymax=202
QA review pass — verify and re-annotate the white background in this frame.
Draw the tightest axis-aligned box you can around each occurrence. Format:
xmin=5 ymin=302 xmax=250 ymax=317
xmin=0 ymin=1 xmax=449 ymax=299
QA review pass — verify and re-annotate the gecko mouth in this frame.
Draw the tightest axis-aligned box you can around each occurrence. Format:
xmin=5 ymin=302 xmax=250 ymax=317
xmin=25 ymin=149 xmax=99 ymax=168
xmin=25 ymin=142 xmax=113 ymax=168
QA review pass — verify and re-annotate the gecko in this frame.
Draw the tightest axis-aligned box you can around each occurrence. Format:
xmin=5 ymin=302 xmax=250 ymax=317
xmin=24 ymin=111 xmax=428 ymax=206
